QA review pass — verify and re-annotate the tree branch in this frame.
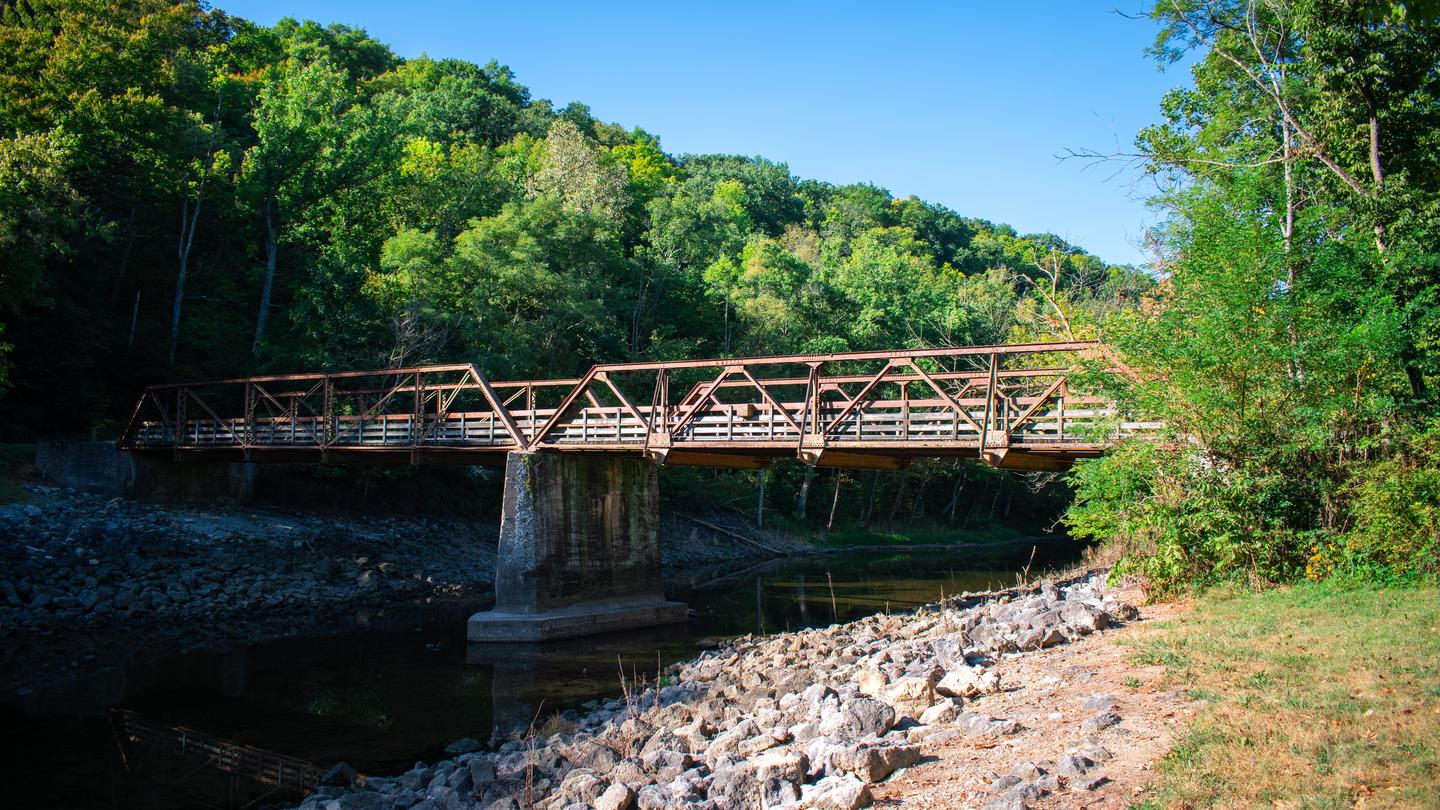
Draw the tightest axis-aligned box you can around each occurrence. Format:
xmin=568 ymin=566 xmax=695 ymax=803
xmin=1168 ymin=0 xmax=1373 ymax=199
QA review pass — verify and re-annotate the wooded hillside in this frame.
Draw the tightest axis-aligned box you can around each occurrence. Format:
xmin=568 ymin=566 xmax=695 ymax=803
xmin=0 ymin=0 xmax=1145 ymax=438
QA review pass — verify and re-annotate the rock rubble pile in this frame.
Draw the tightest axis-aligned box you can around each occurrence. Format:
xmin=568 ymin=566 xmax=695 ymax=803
xmin=0 ymin=485 xmax=494 ymax=636
xmin=302 ymin=574 xmax=1137 ymax=810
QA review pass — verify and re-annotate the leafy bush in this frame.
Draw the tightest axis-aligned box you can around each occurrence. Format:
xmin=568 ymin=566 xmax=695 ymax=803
xmin=1072 ymin=424 xmax=1440 ymax=591
xmin=1066 ymin=442 xmax=1308 ymax=593
xmin=1304 ymin=422 xmax=1440 ymax=583
xmin=1064 ymin=2 xmax=1440 ymax=594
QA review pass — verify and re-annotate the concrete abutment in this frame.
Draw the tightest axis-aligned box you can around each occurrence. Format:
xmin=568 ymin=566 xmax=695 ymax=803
xmin=466 ymin=451 xmax=687 ymax=642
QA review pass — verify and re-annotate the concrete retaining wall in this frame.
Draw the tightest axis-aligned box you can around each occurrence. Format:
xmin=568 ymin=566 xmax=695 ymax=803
xmin=34 ymin=440 xmax=255 ymax=505
xmin=34 ymin=440 xmax=133 ymax=496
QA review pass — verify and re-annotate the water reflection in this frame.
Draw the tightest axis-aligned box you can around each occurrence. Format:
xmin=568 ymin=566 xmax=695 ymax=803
xmin=468 ymin=545 xmax=1077 ymax=742
xmin=3 ymin=544 xmax=1078 ymax=809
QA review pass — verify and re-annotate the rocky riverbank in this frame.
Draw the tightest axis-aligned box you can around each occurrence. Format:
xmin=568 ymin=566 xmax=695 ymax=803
xmin=0 ymin=483 xmax=499 ymax=695
xmin=299 ymin=572 xmax=1138 ymax=810
xmin=0 ymin=484 xmax=798 ymax=696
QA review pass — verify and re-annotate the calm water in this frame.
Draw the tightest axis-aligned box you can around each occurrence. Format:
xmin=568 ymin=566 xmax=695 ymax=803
xmin=1 ymin=544 xmax=1077 ymax=809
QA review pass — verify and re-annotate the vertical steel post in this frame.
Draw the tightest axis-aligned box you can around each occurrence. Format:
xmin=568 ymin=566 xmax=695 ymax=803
xmin=244 ymin=383 xmax=257 ymax=447
xmin=322 ymin=377 xmax=334 ymax=447
xmin=175 ymin=388 xmax=187 ymax=447
xmin=413 ymin=371 xmax=422 ymax=448
xmin=901 ymin=371 xmax=910 ymax=441
xmin=1058 ymin=380 xmax=1067 ymax=443
xmin=980 ymin=352 xmax=998 ymax=455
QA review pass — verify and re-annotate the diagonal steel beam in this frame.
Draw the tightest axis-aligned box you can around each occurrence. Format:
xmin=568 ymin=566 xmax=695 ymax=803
xmin=250 ymin=382 xmax=292 ymax=420
xmin=467 ymin=365 xmax=528 ymax=450
xmin=670 ymin=367 xmax=738 ymax=439
xmin=532 ymin=367 xmax=600 ymax=445
xmin=436 ymin=372 xmax=468 ymax=417
xmin=904 ymin=361 xmax=984 ymax=436
xmin=1006 ymin=374 xmax=1068 ymax=436
xmin=118 ymin=388 xmax=157 ymax=448
xmin=738 ymin=368 xmax=802 ymax=434
xmin=820 ymin=360 xmax=899 ymax=437
xmin=183 ymin=388 xmax=243 ymax=446
xmin=597 ymin=372 xmax=652 ymax=433
xmin=353 ymin=373 xmax=414 ymax=423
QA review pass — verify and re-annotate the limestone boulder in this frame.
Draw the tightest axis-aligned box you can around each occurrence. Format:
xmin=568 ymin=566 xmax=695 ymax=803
xmin=936 ymin=665 xmax=999 ymax=699
xmin=877 ymin=676 xmax=937 ymax=719
xmin=791 ymin=773 xmax=873 ymax=809
xmin=594 ymin=782 xmax=635 ymax=810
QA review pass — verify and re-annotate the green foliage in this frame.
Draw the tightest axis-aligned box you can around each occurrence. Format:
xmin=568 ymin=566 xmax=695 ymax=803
xmin=1067 ymin=0 xmax=1440 ymax=590
xmin=0 ymin=0 xmax=1138 ymax=442
xmin=1068 ymin=444 xmax=1306 ymax=592
xmin=1308 ymin=421 xmax=1440 ymax=583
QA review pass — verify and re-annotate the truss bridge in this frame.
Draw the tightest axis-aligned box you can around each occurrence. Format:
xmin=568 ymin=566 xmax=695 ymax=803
xmin=121 ymin=341 xmax=1153 ymax=471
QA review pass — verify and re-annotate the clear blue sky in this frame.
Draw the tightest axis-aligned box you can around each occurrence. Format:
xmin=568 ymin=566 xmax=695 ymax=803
xmin=222 ymin=1 xmax=1191 ymax=267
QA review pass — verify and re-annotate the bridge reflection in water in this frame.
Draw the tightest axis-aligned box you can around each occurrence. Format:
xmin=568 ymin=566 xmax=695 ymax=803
xmin=121 ymin=341 xmax=1155 ymax=472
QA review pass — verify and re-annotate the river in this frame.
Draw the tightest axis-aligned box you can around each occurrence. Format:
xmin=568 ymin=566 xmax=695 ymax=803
xmin=1 ymin=543 xmax=1079 ymax=808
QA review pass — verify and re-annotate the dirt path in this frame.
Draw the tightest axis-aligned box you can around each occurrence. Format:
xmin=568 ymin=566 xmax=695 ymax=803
xmin=873 ymin=589 xmax=1194 ymax=809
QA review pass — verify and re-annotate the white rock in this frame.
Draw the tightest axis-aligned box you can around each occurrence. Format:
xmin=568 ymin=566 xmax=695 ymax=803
xmin=936 ymin=665 xmax=999 ymax=698
xmin=918 ymin=698 xmax=962 ymax=725
xmin=787 ymin=773 xmax=873 ymax=809
xmin=594 ymin=781 xmax=635 ymax=810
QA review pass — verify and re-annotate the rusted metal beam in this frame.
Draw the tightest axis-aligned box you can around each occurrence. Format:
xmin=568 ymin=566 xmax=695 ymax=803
xmin=1005 ymin=374 xmax=1069 ymax=436
xmin=820 ymin=360 xmax=900 ymax=438
xmin=118 ymin=341 xmax=1145 ymax=470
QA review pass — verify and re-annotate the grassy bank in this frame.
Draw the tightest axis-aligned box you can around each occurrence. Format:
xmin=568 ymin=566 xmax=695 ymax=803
xmin=1128 ymin=584 xmax=1440 ymax=809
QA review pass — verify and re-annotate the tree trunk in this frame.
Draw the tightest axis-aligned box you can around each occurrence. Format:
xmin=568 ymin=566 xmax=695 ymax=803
xmin=988 ymin=476 xmax=1004 ymax=519
xmin=862 ymin=471 xmax=879 ymax=527
xmin=110 ymin=206 xmax=137 ymax=308
xmin=886 ymin=476 xmax=907 ymax=525
xmin=755 ymin=468 xmax=767 ymax=529
xmin=128 ymin=289 xmax=141 ymax=348
xmin=1360 ymin=86 xmax=1425 ymax=398
xmin=826 ymin=471 xmax=843 ymax=531
xmin=1280 ymin=116 xmax=1305 ymax=383
xmin=1366 ymin=105 xmax=1390 ymax=255
xmin=945 ymin=469 xmax=966 ymax=523
xmin=253 ymin=197 xmax=278 ymax=358
xmin=793 ymin=465 xmax=817 ymax=521
xmin=168 ymin=195 xmax=203 ymax=366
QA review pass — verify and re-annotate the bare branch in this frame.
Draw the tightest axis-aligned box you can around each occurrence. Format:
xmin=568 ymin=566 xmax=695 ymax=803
xmin=1166 ymin=0 xmax=1372 ymax=199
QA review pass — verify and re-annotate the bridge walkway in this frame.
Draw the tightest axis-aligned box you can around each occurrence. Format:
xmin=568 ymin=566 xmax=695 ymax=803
xmin=121 ymin=341 xmax=1154 ymax=471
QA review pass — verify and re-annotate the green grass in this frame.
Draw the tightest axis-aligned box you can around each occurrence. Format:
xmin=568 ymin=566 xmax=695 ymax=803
xmin=1128 ymin=583 xmax=1440 ymax=809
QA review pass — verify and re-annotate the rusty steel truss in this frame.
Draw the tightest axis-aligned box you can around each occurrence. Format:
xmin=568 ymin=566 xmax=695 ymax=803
xmin=119 ymin=341 xmax=1156 ymax=471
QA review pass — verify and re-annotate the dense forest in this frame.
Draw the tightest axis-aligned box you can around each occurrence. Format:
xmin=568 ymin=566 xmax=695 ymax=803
xmin=0 ymin=1 xmax=1146 ymax=426
xmin=2 ymin=1 xmax=1436 ymax=587
xmin=0 ymin=0 xmax=1145 ymax=533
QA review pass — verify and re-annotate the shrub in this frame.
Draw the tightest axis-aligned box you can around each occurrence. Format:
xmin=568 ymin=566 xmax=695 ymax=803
xmin=1065 ymin=441 xmax=1307 ymax=594
xmin=1316 ymin=421 xmax=1440 ymax=583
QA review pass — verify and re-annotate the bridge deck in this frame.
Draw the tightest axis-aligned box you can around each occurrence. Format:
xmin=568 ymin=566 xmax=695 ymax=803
xmin=121 ymin=342 xmax=1155 ymax=470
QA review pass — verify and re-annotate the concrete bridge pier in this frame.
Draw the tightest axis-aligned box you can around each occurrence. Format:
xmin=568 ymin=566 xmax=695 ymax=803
xmin=467 ymin=451 xmax=687 ymax=642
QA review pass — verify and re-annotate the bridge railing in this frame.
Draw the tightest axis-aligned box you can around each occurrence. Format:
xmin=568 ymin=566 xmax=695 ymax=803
xmin=521 ymin=341 xmax=1153 ymax=468
xmin=120 ymin=364 xmax=567 ymax=455
xmin=120 ymin=341 xmax=1157 ymax=469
